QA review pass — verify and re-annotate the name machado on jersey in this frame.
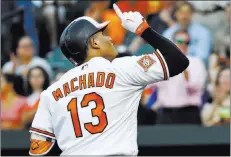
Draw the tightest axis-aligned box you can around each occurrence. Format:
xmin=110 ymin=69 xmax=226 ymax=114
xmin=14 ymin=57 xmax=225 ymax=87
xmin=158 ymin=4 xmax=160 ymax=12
xmin=52 ymin=72 xmax=116 ymax=102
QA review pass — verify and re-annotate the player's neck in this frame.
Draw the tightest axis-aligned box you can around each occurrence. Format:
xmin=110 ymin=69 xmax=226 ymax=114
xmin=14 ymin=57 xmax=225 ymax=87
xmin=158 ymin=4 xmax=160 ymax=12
xmin=85 ymin=49 xmax=115 ymax=63
xmin=85 ymin=50 xmax=104 ymax=62
xmin=85 ymin=56 xmax=113 ymax=63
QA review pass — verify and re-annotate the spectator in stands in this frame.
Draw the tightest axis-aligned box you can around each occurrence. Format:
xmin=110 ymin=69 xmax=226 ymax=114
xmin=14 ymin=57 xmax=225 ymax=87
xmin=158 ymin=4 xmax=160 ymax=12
xmin=26 ymin=66 xmax=50 ymax=107
xmin=153 ymin=30 xmax=207 ymax=125
xmin=208 ymin=4 xmax=230 ymax=95
xmin=2 ymin=36 xmax=53 ymax=79
xmin=85 ymin=1 xmax=127 ymax=45
xmin=42 ymin=1 xmax=70 ymax=49
xmin=163 ymin=2 xmax=212 ymax=65
xmin=189 ymin=1 xmax=228 ymax=38
xmin=1 ymin=1 xmax=16 ymax=66
xmin=214 ymin=3 xmax=230 ymax=66
xmin=16 ymin=0 xmax=39 ymax=55
xmin=1 ymin=73 xmax=28 ymax=130
xmin=207 ymin=52 xmax=220 ymax=96
xmin=85 ymin=1 xmax=110 ymax=22
xmin=202 ymin=67 xmax=230 ymax=126
xmin=148 ymin=1 xmax=176 ymax=34
xmin=22 ymin=66 xmax=50 ymax=128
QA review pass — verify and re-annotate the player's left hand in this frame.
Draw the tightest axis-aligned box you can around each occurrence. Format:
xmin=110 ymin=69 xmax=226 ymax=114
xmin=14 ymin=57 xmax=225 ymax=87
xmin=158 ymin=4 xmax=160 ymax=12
xmin=113 ymin=3 xmax=149 ymax=35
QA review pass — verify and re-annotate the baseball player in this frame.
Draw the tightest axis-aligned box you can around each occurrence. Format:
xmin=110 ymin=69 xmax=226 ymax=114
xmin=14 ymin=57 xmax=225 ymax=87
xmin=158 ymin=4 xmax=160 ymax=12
xmin=29 ymin=4 xmax=189 ymax=156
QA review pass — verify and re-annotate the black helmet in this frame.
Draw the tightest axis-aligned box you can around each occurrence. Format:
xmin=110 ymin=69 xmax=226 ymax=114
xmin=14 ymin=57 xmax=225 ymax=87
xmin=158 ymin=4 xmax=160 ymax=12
xmin=59 ymin=16 xmax=110 ymax=66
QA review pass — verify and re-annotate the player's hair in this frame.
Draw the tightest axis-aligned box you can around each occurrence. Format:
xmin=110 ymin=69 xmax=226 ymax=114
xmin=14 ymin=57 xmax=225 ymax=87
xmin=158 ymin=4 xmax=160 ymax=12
xmin=26 ymin=66 xmax=50 ymax=96
xmin=3 ymin=73 xmax=25 ymax=96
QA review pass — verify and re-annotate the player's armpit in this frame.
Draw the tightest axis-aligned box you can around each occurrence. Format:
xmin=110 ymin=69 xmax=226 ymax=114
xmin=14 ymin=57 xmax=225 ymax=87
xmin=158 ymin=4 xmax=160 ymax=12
xmin=29 ymin=133 xmax=55 ymax=156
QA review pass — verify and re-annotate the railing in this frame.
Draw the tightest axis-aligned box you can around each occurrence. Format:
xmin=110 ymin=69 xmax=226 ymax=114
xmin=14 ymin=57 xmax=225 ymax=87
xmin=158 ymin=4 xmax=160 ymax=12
xmin=2 ymin=125 xmax=230 ymax=149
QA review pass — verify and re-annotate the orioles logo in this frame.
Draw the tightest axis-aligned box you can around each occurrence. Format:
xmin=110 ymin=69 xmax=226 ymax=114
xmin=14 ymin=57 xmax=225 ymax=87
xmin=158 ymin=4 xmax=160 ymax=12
xmin=137 ymin=55 xmax=155 ymax=72
xmin=30 ymin=141 xmax=40 ymax=150
xmin=30 ymin=139 xmax=53 ymax=155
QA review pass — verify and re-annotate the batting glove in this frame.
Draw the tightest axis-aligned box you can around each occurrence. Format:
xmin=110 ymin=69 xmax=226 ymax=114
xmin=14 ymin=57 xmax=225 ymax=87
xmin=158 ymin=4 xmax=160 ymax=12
xmin=113 ymin=3 xmax=150 ymax=36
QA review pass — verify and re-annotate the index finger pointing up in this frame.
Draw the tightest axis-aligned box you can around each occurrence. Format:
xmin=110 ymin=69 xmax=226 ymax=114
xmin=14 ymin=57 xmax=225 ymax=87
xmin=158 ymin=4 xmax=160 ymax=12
xmin=113 ymin=4 xmax=123 ymax=20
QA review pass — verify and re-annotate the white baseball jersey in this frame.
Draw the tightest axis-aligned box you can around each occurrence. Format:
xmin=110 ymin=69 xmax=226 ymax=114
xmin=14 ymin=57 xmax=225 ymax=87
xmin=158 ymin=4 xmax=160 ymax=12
xmin=30 ymin=50 xmax=169 ymax=155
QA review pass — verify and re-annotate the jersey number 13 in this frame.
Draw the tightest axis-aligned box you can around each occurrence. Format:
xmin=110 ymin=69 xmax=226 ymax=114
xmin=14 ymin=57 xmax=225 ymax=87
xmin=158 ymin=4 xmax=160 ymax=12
xmin=67 ymin=92 xmax=108 ymax=137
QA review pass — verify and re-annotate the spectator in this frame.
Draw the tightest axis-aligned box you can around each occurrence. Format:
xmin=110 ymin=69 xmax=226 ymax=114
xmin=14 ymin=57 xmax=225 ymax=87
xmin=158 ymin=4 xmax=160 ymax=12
xmin=148 ymin=1 xmax=176 ymax=34
xmin=189 ymin=1 xmax=228 ymax=38
xmin=163 ymin=2 xmax=212 ymax=65
xmin=214 ymin=3 xmax=230 ymax=66
xmin=102 ymin=1 xmax=152 ymax=45
xmin=42 ymin=1 xmax=70 ymax=49
xmin=1 ymin=73 xmax=28 ymax=130
xmin=153 ymin=30 xmax=207 ymax=125
xmin=207 ymin=52 xmax=221 ymax=95
xmin=202 ymin=67 xmax=230 ymax=126
xmin=85 ymin=1 xmax=110 ymax=22
xmin=1 ymin=0 xmax=16 ymax=66
xmin=26 ymin=66 xmax=50 ymax=106
xmin=2 ymin=36 xmax=53 ymax=79
xmin=85 ymin=1 xmax=126 ymax=45
xmin=16 ymin=0 xmax=39 ymax=55
xmin=208 ymin=3 xmax=230 ymax=95
xmin=22 ymin=66 xmax=50 ymax=128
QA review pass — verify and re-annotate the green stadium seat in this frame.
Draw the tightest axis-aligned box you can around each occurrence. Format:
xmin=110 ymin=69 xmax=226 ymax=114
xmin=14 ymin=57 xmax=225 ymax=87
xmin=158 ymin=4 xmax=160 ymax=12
xmin=135 ymin=44 xmax=154 ymax=56
xmin=46 ymin=47 xmax=74 ymax=72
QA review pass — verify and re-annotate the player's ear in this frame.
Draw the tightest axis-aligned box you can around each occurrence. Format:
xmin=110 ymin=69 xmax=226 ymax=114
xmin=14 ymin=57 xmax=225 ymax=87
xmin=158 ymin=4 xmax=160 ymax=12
xmin=89 ymin=36 xmax=100 ymax=49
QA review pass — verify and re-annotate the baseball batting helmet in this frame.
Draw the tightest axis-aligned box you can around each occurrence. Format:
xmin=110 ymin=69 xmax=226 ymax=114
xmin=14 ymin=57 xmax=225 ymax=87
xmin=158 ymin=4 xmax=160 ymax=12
xmin=59 ymin=16 xmax=110 ymax=65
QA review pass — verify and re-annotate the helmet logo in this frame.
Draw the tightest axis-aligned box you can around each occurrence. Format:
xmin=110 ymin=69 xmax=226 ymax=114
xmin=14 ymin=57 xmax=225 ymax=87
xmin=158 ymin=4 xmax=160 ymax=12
xmin=69 ymin=58 xmax=78 ymax=66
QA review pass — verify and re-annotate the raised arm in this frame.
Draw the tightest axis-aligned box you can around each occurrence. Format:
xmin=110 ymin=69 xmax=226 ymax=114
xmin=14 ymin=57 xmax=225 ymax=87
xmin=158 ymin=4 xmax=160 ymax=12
xmin=113 ymin=4 xmax=189 ymax=77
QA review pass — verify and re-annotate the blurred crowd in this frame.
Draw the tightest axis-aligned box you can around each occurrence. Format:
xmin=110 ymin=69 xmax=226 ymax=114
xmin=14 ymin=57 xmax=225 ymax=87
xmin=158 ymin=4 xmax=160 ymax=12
xmin=1 ymin=0 xmax=230 ymax=130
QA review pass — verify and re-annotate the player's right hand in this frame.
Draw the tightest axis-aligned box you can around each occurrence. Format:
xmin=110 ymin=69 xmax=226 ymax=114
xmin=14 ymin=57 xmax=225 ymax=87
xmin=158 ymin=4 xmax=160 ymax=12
xmin=113 ymin=3 xmax=150 ymax=36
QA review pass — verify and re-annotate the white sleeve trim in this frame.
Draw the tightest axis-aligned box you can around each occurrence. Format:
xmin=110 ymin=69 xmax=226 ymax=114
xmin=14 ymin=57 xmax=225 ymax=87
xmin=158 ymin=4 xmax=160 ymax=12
xmin=155 ymin=49 xmax=170 ymax=80
xmin=29 ymin=129 xmax=56 ymax=140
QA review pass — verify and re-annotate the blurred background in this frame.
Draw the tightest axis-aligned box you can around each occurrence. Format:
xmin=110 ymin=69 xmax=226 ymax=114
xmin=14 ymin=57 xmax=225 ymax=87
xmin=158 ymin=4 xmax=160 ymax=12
xmin=1 ymin=0 xmax=230 ymax=156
